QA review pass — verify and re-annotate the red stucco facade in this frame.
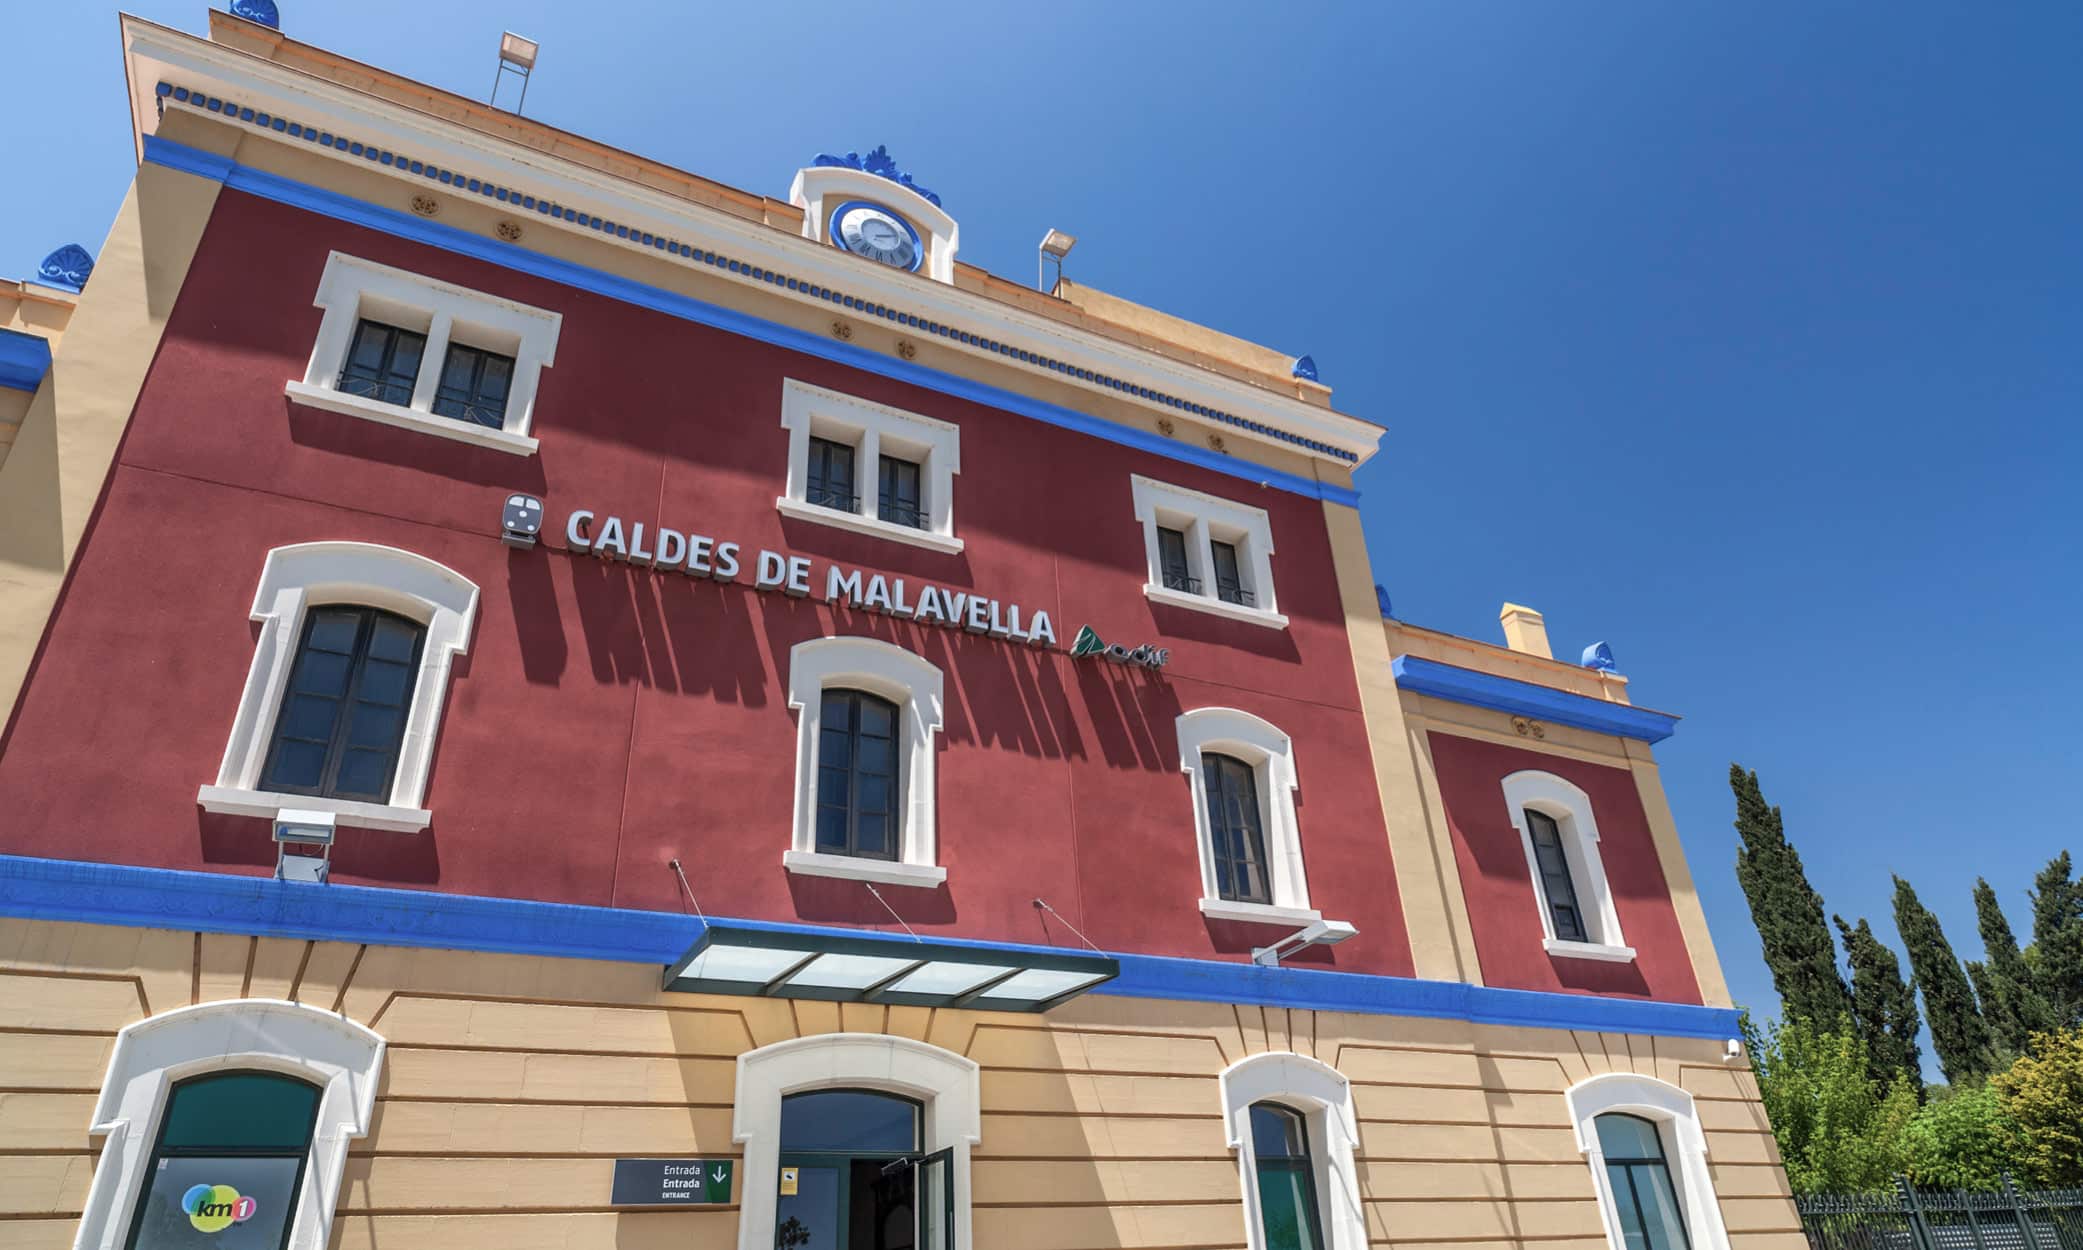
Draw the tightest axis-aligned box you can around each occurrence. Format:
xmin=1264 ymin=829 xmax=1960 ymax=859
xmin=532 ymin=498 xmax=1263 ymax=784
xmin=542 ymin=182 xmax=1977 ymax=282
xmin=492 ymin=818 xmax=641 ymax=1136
xmin=1426 ymin=731 xmax=1704 ymax=1003
xmin=0 ymin=190 xmax=1422 ymax=976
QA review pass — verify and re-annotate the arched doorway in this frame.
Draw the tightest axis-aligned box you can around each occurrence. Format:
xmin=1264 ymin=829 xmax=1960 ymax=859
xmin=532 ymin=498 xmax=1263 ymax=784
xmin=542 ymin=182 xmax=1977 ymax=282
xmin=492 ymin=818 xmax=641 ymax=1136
xmin=773 ymin=1089 xmax=951 ymax=1250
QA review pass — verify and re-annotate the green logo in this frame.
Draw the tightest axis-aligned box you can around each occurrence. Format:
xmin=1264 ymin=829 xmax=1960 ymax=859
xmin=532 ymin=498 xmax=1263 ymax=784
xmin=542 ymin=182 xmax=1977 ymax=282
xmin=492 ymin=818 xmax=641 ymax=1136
xmin=1071 ymin=625 xmax=1169 ymax=669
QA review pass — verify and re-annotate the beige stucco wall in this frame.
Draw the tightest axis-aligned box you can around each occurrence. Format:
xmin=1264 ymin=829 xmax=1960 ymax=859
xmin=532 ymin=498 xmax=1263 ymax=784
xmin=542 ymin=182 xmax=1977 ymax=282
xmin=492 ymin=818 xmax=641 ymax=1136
xmin=0 ymin=916 xmax=1793 ymax=1250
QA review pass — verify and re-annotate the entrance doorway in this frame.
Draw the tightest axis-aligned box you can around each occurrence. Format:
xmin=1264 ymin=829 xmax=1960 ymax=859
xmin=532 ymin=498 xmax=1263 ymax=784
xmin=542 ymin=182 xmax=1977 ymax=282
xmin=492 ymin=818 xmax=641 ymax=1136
xmin=774 ymin=1089 xmax=954 ymax=1250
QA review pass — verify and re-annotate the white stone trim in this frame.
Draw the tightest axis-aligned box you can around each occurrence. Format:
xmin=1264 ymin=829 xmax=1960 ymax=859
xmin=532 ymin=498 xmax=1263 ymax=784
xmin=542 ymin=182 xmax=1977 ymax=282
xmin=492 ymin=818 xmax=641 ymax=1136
xmin=781 ymin=850 xmax=948 ymax=888
xmin=734 ymin=1033 xmax=980 ymax=1250
xmin=200 ymin=542 xmax=479 ymax=828
xmin=779 ymin=378 xmax=963 ymax=551
xmin=1568 ymin=1073 xmax=1730 ymax=1250
xmin=1177 ymin=707 xmax=1310 ymax=914
xmin=1200 ymin=898 xmax=1323 ymax=927
xmin=785 ymin=636 xmax=945 ymax=881
xmin=291 ymin=251 xmax=560 ymax=451
xmin=1132 ymin=475 xmax=1285 ymax=626
xmin=72 ymin=1000 xmax=384 ymax=1250
xmin=1503 ymin=769 xmax=1628 ymax=954
xmin=1219 ymin=1052 xmax=1366 ymax=1250
xmin=128 ymin=26 xmax=1383 ymax=468
xmin=789 ymin=165 xmax=960 ymax=285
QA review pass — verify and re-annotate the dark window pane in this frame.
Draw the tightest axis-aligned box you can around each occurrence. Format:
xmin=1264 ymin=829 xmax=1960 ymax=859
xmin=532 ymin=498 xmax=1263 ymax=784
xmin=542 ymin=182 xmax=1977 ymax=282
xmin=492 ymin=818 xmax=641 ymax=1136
xmin=808 ymin=437 xmax=858 ymax=511
xmin=1596 ymin=1115 xmax=1692 ymax=1250
xmin=878 ymin=454 xmax=924 ymax=528
xmin=1213 ymin=540 xmax=1253 ymax=606
xmin=817 ymin=689 xmax=903 ymax=861
xmin=1205 ymin=753 xmax=1270 ymax=904
xmin=430 ymin=342 xmax=517 ymax=430
xmin=780 ymin=1089 xmax=919 ymax=1153
xmin=1157 ymin=526 xmax=1197 ymax=593
xmin=337 ymin=319 xmax=426 ymax=407
xmin=1250 ymin=1101 xmax=1325 ymax=1250
xmin=127 ymin=1153 xmax=304 ymax=1250
xmin=1526 ymin=810 xmax=1588 ymax=942
xmin=261 ymin=607 xmax=424 ymax=801
xmin=1251 ymin=1103 xmax=1308 ymax=1158
xmin=160 ymin=1073 xmax=320 ymax=1151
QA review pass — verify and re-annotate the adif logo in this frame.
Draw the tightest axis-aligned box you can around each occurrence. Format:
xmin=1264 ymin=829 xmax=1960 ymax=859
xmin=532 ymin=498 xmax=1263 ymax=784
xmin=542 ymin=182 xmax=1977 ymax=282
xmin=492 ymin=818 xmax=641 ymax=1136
xmin=1070 ymin=624 xmax=1170 ymax=670
xmin=182 ymin=1184 xmax=257 ymax=1233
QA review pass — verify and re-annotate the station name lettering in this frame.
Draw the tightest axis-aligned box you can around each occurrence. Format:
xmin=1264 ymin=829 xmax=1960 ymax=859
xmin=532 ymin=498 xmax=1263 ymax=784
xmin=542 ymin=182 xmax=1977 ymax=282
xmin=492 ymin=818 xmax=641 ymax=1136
xmin=564 ymin=510 xmax=1057 ymax=648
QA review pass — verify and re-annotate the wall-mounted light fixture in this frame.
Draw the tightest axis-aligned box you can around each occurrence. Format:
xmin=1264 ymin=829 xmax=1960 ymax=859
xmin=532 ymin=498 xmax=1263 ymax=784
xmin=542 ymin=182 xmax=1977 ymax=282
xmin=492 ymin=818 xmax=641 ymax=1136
xmin=274 ymin=809 xmax=336 ymax=884
xmin=1251 ymin=918 xmax=1357 ymax=967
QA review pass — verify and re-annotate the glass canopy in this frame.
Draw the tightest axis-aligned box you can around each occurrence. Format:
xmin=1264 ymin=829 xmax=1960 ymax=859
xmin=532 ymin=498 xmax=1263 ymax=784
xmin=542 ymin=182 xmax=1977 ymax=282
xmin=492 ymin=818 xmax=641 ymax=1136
xmin=663 ymin=922 xmax=1119 ymax=1012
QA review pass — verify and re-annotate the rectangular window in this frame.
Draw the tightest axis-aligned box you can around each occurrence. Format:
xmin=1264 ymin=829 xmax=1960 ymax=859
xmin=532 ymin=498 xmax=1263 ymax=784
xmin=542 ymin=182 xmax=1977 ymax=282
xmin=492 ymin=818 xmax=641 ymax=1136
xmin=430 ymin=342 xmax=516 ymax=430
xmin=337 ymin=319 xmax=427 ymax=407
xmin=1211 ymin=539 xmax=1253 ymax=606
xmin=1205 ymin=753 xmax=1271 ymax=905
xmin=816 ymin=689 xmax=900 ymax=861
xmin=878 ymin=454 xmax=924 ymax=529
xmin=261 ymin=607 xmax=426 ymax=804
xmin=1526 ymin=808 xmax=1588 ymax=943
xmin=1157 ymin=526 xmax=1198 ymax=594
xmin=808 ymin=437 xmax=859 ymax=512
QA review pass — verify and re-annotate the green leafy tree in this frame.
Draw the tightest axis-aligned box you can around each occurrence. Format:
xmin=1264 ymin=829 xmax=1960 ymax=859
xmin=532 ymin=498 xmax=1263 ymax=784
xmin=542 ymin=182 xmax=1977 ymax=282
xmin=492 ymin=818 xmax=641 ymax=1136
xmin=1894 ymin=876 xmax=1995 ymax=1084
xmin=1745 ymin=1014 xmax=1915 ymax=1194
xmin=1731 ymin=765 xmax=1851 ymax=1028
xmin=1992 ymin=1028 xmax=2083 ymax=1186
xmin=1899 ymin=1085 xmax=2021 ymax=1189
xmin=2030 ymin=854 xmax=2083 ymax=1027
xmin=1973 ymin=878 xmax=2056 ymax=1056
xmin=1834 ymin=914 xmax=1924 ymax=1094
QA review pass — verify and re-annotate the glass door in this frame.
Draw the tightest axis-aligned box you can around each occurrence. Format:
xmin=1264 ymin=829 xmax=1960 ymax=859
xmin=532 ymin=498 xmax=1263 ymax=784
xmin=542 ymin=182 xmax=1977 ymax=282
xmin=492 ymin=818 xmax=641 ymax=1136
xmin=915 ymin=1149 xmax=954 ymax=1250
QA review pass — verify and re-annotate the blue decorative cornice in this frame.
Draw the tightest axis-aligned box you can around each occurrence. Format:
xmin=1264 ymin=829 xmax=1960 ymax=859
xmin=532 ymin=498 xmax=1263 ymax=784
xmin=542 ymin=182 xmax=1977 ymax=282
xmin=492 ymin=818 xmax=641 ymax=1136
xmin=811 ymin=145 xmax=941 ymax=208
xmin=0 ymin=855 xmax=1740 ymax=1039
xmin=1292 ymin=354 xmax=1319 ymax=382
xmin=0 ymin=328 xmax=53 ymax=392
xmin=143 ymin=88 xmax=1364 ymax=469
xmin=37 ymin=244 xmax=94 ymax=291
xmin=1391 ymin=655 xmax=1678 ymax=742
xmin=1375 ymin=584 xmax=1393 ymax=619
xmin=228 ymin=0 xmax=280 ymax=28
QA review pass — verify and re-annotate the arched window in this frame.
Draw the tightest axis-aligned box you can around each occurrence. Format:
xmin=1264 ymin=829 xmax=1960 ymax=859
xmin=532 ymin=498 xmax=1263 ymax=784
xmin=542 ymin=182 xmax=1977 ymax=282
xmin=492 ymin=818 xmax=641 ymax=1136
xmin=1219 ymin=1053 xmax=1364 ymax=1250
xmin=786 ymin=637 xmax=947 ymax=887
xmin=1206 ymin=753 xmax=1272 ymax=905
xmin=1502 ymin=770 xmax=1633 ymax=961
xmin=197 ymin=542 xmax=479 ymax=832
xmin=816 ymin=689 xmax=902 ymax=861
xmin=124 ymin=1071 xmax=321 ymax=1250
xmin=1249 ymin=1102 xmax=1326 ymax=1250
xmin=74 ymin=1000 xmax=383 ymax=1250
xmin=1567 ymin=1073 xmax=1729 ymax=1250
xmin=1595 ymin=1113 xmax=1693 ymax=1250
xmin=1176 ymin=708 xmax=1314 ymax=923
xmin=260 ymin=606 xmax=426 ymax=803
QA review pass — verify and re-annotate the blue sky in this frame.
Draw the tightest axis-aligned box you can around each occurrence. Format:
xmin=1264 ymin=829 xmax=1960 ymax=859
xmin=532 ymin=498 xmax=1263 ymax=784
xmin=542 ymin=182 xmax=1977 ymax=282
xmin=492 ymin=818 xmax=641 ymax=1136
xmin=5 ymin=3 xmax=2079 ymax=1073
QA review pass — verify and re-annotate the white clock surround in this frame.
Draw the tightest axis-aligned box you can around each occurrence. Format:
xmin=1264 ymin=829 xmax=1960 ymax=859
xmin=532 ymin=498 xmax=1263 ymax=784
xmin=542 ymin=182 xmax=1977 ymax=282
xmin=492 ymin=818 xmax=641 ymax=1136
xmin=791 ymin=164 xmax=958 ymax=283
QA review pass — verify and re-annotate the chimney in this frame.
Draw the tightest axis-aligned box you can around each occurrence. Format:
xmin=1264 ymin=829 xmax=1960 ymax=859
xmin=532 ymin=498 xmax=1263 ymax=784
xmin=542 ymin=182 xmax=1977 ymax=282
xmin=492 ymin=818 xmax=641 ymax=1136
xmin=1499 ymin=603 xmax=1552 ymax=659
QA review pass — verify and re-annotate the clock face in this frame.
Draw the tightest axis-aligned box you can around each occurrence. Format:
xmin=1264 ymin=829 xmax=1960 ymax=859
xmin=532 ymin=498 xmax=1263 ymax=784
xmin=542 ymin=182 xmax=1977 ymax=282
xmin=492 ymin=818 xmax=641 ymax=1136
xmin=831 ymin=201 xmax=922 ymax=271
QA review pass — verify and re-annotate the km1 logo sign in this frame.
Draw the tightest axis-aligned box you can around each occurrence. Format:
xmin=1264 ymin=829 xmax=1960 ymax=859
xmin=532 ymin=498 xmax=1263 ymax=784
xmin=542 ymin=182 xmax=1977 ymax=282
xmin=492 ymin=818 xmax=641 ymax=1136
xmin=1070 ymin=625 xmax=1170 ymax=670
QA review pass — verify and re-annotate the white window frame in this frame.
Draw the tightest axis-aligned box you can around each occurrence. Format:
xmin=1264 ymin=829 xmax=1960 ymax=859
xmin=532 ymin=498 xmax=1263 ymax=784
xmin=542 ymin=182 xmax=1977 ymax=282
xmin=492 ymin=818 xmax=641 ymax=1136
xmin=1503 ymin=770 xmax=1635 ymax=962
xmin=734 ymin=1034 xmax=980 ymax=1250
xmin=71 ymin=999 xmax=384 ymax=1250
xmin=196 ymin=542 xmax=479 ymax=833
xmin=1219 ymin=1052 xmax=1366 ymax=1250
xmin=785 ymin=635 xmax=947 ymax=887
xmin=285 ymin=251 xmax=561 ymax=456
xmin=1568 ymin=1072 xmax=1731 ymax=1250
xmin=1178 ymin=707 xmax=1316 ymax=925
xmin=1131 ymin=474 xmax=1287 ymax=629
xmin=779 ymin=378 xmax=964 ymax=553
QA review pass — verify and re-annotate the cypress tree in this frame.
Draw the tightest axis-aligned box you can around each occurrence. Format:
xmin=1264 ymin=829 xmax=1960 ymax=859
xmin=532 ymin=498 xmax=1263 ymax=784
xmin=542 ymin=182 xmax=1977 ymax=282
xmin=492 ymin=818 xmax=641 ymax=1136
xmin=1834 ymin=914 xmax=1924 ymax=1092
xmin=1730 ymin=765 xmax=1851 ymax=1027
xmin=1974 ymin=876 xmax=2057 ymax=1052
xmin=1893 ymin=875 xmax=1994 ymax=1085
xmin=2029 ymin=853 xmax=2083 ymax=1028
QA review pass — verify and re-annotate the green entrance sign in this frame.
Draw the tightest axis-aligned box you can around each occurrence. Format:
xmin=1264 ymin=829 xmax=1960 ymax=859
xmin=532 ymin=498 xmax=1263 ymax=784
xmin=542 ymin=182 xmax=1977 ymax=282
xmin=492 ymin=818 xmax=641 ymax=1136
xmin=610 ymin=1158 xmax=733 ymax=1206
xmin=1071 ymin=625 xmax=1169 ymax=670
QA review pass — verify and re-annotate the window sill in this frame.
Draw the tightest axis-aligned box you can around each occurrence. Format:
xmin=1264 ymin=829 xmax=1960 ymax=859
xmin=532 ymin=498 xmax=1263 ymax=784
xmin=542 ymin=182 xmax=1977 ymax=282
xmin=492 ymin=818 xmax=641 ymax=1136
xmin=1199 ymin=898 xmax=1323 ymax=927
xmin=196 ymin=785 xmax=431 ymax=833
xmin=775 ymin=496 xmax=965 ymax=554
xmin=1543 ymin=938 xmax=1638 ymax=963
xmin=284 ymin=380 xmax=540 ymax=457
xmin=1145 ymin=584 xmax=1289 ymax=630
xmin=783 ymin=850 xmax=948 ymax=888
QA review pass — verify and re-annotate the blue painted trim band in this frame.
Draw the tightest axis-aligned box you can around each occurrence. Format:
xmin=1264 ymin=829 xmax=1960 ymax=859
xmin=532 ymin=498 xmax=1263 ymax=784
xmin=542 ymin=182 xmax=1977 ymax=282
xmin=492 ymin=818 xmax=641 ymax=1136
xmin=0 ymin=855 xmax=1737 ymax=1039
xmin=0 ymin=328 xmax=53 ymax=392
xmin=1391 ymin=655 xmax=1680 ymax=743
xmin=140 ymin=133 xmax=1363 ymax=506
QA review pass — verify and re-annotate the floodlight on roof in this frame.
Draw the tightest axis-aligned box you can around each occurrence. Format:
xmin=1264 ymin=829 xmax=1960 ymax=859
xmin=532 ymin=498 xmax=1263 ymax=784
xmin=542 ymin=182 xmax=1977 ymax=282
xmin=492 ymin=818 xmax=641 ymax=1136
xmin=1039 ymin=228 xmax=1078 ymax=293
xmin=490 ymin=31 xmax=539 ymax=113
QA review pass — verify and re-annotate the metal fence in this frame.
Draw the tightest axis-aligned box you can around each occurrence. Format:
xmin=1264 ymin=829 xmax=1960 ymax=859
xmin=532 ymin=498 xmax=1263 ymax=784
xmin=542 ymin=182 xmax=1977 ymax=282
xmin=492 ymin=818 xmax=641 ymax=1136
xmin=1798 ymin=1179 xmax=2083 ymax=1250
